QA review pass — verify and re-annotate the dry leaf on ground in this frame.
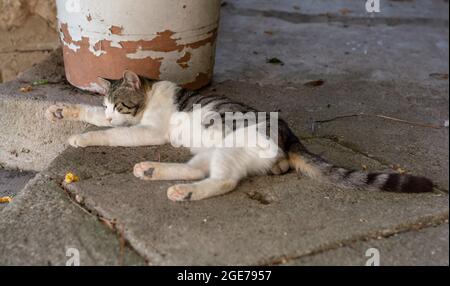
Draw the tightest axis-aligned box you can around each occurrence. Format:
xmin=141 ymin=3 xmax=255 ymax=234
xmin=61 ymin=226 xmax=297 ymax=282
xmin=19 ymin=86 xmax=33 ymax=93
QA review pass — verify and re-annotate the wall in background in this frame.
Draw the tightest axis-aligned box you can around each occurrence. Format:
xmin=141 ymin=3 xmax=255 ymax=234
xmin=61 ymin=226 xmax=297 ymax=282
xmin=0 ymin=0 xmax=59 ymax=83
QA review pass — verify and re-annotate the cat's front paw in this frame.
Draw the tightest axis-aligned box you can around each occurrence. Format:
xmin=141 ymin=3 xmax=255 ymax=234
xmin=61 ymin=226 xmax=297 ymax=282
xmin=45 ymin=105 xmax=65 ymax=122
xmin=45 ymin=104 xmax=80 ymax=122
xmin=68 ymin=134 xmax=89 ymax=148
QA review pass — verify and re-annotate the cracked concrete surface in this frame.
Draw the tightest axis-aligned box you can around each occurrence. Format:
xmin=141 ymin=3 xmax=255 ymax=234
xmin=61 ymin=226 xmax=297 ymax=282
xmin=0 ymin=0 xmax=448 ymax=265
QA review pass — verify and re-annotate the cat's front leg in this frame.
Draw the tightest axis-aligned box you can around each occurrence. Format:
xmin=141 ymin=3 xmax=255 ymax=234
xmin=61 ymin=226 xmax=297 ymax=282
xmin=46 ymin=104 xmax=111 ymax=127
xmin=68 ymin=126 xmax=168 ymax=148
xmin=68 ymin=133 xmax=92 ymax=148
xmin=46 ymin=104 xmax=81 ymax=122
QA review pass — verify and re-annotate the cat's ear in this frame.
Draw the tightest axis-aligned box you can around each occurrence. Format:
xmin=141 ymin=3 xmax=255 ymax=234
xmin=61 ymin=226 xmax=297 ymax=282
xmin=97 ymin=77 xmax=112 ymax=95
xmin=123 ymin=70 xmax=141 ymax=90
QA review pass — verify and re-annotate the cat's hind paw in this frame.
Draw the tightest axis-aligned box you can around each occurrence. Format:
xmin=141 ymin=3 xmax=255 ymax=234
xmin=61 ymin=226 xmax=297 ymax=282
xmin=167 ymin=184 xmax=196 ymax=202
xmin=133 ymin=162 xmax=156 ymax=180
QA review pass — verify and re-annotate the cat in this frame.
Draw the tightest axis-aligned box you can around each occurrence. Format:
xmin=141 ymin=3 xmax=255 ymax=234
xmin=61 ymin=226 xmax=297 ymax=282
xmin=45 ymin=70 xmax=434 ymax=201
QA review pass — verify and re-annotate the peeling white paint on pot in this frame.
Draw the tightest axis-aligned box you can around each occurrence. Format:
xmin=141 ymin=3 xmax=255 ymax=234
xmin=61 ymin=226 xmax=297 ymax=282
xmin=56 ymin=0 xmax=221 ymax=92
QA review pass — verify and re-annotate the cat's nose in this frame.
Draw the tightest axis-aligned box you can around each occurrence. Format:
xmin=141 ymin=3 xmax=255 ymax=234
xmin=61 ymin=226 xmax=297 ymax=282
xmin=106 ymin=117 xmax=112 ymax=122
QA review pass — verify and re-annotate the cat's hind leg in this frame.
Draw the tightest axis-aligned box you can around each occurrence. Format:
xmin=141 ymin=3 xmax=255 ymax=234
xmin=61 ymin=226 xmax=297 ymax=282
xmin=133 ymin=162 xmax=206 ymax=181
xmin=133 ymin=151 xmax=211 ymax=181
xmin=167 ymin=148 xmax=276 ymax=201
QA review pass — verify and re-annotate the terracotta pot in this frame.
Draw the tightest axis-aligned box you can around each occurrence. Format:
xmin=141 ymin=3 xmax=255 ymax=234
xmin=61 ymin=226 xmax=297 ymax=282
xmin=56 ymin=0 xmax=220 ymax=92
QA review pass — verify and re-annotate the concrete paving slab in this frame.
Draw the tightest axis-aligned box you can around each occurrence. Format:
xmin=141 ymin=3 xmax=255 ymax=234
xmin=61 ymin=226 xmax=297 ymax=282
xmin=63 ymin=169 xmax=447 ymax=266
xmin=288 ymin=223 xmax=449 ymax=266
xmin=0 ymin=173 xmax=146 ymax=266
xmin=46 ymin=132 xmax=447 ymax=265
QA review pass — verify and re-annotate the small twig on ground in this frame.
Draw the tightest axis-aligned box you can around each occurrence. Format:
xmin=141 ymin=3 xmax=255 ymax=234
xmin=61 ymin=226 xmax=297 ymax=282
xmin=314 ymin=113 xmax=443 ymax=129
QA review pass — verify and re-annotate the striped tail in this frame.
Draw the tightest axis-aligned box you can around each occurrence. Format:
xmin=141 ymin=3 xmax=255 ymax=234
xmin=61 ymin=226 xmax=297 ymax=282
xmin=287 ymin=140 xmax=434 ymax=193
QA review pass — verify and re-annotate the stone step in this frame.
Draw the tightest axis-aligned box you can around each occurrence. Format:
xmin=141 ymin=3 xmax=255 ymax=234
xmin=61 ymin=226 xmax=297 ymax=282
xmin=0 ymin=49 xmax=101 ymax=172
xmin=0 ymin=171 xmax=146 ymax=266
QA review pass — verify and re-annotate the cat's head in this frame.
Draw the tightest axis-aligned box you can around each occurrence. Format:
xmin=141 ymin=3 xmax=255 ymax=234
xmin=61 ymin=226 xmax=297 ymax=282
xmin=97 ymin=70 xmax=148 ymax=126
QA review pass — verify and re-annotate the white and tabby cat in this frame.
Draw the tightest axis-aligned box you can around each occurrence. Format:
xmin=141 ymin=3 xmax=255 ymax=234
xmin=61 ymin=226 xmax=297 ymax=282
xmin=46 ymin=71 xmax=434 ymax=201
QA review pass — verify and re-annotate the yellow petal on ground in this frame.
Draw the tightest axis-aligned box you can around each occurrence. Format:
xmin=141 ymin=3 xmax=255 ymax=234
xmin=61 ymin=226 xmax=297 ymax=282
xmin=65 ymin=172 xmax=80 ymax=184
xmin=0 ymin=196 xmax=12 ymax=203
